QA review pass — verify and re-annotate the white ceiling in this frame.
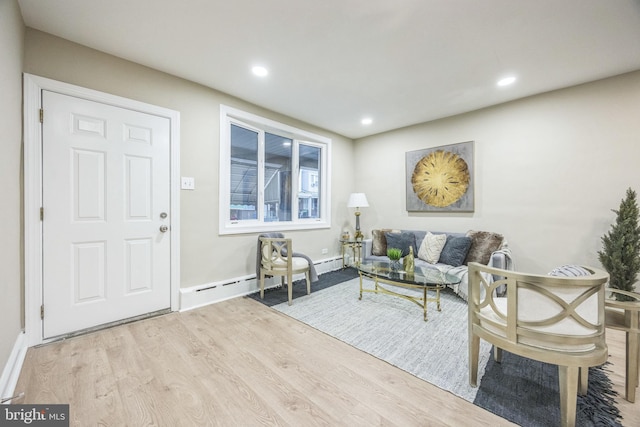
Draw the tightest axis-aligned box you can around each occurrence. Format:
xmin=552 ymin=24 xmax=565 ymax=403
xmin=18 ymin=0 xmax=640 ymax=139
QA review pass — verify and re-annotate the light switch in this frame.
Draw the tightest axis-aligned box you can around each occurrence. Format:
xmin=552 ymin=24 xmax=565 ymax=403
xmin=181 ymin=176 xmax=195 ymax=190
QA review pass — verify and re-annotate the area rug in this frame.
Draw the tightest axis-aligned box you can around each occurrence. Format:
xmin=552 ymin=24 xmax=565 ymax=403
xmin=248 ymin=270 xmax=622 ymax=426
xmin=248 ymin=267 xmax=360 ymax=306
xmin=475 ymin=351 xmax=621 ymax=426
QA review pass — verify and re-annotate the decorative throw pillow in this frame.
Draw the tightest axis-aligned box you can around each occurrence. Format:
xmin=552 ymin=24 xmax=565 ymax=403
xmin=548 ymin=265 xmax=592 ymax=277
xmin=385 ymin=231 xmax=417 ymax=257
xmin=371 ymin=229 xmax=399 ymax=256
xmin=464 ymin=230 xmax=504 ymax=265
xmin=418 ymin=232 xmax=447 ymax=264
xmin=438 ymin=236 xmax=472 ymax=267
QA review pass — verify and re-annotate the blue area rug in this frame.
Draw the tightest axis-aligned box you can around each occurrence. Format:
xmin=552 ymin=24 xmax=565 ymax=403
xmin=247 ymin=267 xmax=360 ymax=306
xmin=475 ymin=351 xmax=622 ymax=426
xmin=248 ymin=268 xmax=622 ymax=426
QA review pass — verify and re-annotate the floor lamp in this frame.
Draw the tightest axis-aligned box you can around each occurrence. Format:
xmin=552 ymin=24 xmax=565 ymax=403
xmin=347 ymin=193 xmax=369 ymax=240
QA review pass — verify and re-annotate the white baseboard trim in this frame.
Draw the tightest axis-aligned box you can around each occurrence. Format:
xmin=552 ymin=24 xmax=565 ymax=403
xmin=180 ymin=256 xmax=343 ymax=312
xmin=1 ymin=332 xmax=27 ymax=404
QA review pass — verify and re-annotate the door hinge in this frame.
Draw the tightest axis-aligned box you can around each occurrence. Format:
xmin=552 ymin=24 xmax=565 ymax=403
xmin=39 ymin=108 xmax=43 ymax=123
xmin=40 ymin=305 xmax=44 ymax=320
xmin=40 ymin=207 xmax=44 ymax=221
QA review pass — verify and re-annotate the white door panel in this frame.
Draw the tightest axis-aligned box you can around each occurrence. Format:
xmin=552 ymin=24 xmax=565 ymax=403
xmin=42 ymin=90 xmax=171 ymax=338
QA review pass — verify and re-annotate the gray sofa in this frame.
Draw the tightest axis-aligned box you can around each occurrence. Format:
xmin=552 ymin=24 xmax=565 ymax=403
xmin=361 ymin=229 xmax=512 ymax=300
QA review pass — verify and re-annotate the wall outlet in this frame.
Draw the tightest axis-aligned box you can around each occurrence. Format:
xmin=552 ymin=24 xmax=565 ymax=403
xmin=181 ymin=176 xmax=195 ymax=190
xmin=321 ymin=248 xmax=328 ymax=254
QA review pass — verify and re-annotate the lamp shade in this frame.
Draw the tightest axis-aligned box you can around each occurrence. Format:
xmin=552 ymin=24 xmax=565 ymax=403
xmin=347 ymin=193 xmax=369 ymax=208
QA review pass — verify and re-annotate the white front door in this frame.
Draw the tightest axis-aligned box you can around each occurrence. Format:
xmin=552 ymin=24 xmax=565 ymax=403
xmin=42 ymin=90 xmax=171 ymax=338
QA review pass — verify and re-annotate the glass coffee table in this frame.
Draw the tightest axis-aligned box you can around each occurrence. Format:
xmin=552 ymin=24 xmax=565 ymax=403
xmin=357 ymin=261 xmax=462 ymax=321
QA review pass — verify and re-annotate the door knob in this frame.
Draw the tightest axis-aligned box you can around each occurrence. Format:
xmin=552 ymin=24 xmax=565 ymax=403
xmin=159 ymin=225 xmax=169 ymax=233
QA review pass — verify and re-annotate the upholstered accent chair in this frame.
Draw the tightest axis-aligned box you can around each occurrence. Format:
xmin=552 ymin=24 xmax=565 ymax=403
xmin=468 ymin=263 xmax=609 ymax=427
xmin=605 ymin=288 xmax=640 ymax=402
xmin=259 ymin=237 xmax=311 ymax=305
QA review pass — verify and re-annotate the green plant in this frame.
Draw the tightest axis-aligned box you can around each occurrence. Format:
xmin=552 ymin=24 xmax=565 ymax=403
xmin=387 ymin=247 xmax=403 ymax=261
xmin=598 ymin=187 xmax=640 ymax=301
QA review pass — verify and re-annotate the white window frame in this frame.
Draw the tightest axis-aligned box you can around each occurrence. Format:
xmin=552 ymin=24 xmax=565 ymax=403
xmin=219 ymin=105 xmax=331 ymax=235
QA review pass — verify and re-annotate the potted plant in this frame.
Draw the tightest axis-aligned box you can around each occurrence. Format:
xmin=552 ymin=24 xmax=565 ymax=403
xmin=598 ymin=187 xmax=640 ymax=301
xmin=387 ymin=247 xmax=403 ymax=271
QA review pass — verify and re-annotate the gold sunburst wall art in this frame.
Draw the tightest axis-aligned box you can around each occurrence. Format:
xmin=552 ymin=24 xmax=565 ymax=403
xmin=406 ymin=141 xmax=474 ymax=212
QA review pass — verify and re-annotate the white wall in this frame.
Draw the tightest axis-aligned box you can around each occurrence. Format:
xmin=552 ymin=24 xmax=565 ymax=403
xmin=23 ymin=29 xmax=355 ymax=290
xmin=355 ymin=71 xmax=640 ymax=273
xmin=0 ymin=0 xmax=25 ymax=376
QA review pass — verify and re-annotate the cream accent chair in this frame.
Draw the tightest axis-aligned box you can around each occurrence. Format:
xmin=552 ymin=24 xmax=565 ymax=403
xmin=468 ymin=263 xmax=609 ymax=427
xmin=259 ymin=237 xmax=311 ymax=306
xmin=605 ymin=288 xmax=640 ymax=402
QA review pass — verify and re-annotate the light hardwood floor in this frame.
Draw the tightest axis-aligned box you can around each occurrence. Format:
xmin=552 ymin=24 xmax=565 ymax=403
xmin=14 ymin=296 xmax=639 ymax=426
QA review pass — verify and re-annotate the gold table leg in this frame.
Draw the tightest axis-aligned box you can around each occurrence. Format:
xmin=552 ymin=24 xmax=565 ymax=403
xmin=423 ymin=286 xmax=428 ymax=321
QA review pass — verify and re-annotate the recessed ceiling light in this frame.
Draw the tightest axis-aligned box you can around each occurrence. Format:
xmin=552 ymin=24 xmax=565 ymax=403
xmin=252 ymin=66 xmax=269 ymax=77
xmin=497 ymin=76 xmax=516 ymax=87
xmin=361 ymin=118 xmax=373 ymax=125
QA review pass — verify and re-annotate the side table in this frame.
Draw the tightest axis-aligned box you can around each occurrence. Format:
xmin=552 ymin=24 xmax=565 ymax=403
xmin=605 ymin=288 xmax=640 ymax=403
xmin=340 ymin=239 xmax=363 ymax=268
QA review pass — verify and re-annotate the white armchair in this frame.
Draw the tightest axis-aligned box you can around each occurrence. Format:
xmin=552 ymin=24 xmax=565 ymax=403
xmin=259 ymin=237 xmax=311 ymax=306
xmin=468 ymin=262 xmax=609 ymax=427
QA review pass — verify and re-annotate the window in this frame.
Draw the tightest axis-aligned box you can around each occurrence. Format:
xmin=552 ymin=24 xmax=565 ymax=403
xmin=220 ymin=105 xmax=331 ymax=234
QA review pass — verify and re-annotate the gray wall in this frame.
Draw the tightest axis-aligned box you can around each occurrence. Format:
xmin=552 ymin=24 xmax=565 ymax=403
xmin=355 ymin=70 xmax=640 ymax=273
xmin=24 ymin=28 xmax=356 ymax=289
xmin=0 ymin=0 xmax=25 ymax=376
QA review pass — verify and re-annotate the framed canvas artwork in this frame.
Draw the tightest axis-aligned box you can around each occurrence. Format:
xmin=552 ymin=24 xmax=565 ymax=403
xmin=406 ymin=141 xmax=474 ymax=212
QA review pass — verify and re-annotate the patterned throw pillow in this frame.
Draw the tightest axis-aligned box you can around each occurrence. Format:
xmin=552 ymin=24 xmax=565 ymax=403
xmin=438 ymin=236 xmax=473 ymax=267
xmin=418 ymin=232 xmax=447 ymax=264
xmin=464 ymin=230 xmax=504 ymax=265
xmin=385 ymin=231 xmax=417 ymax=257
xmin=548 ymin=265 xmax=592 ymax=277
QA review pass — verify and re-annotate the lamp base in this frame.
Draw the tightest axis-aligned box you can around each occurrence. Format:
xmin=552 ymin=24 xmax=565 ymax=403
xmin=354 ymin=211 xmax=363 ymax=240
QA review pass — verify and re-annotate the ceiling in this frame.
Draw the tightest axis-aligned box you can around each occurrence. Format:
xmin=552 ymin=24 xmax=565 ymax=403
xmin=18 ymin=0 xmax=640 ymax=139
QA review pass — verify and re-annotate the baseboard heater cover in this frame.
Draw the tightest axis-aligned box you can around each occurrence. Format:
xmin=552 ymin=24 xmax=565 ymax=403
xmin=180 ymin=256 xmax=342 ymax=311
